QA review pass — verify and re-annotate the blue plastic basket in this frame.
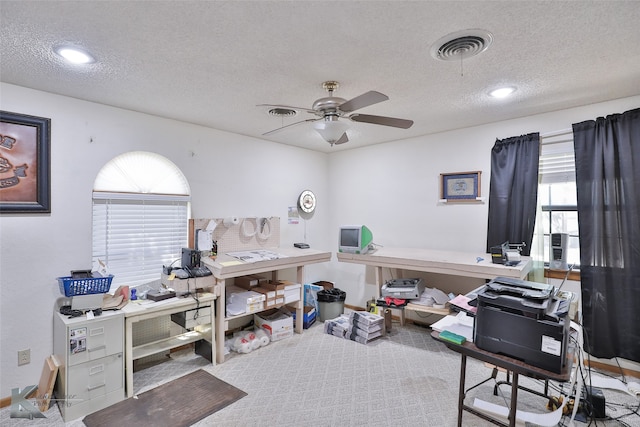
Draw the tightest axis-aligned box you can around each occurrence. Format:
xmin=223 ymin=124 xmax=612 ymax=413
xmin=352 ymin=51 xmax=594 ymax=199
xmin=57 ymin=275 xmax=114 ymax=297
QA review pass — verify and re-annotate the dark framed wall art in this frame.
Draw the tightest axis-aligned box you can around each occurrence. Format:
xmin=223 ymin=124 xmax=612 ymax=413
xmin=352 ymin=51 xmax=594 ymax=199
xmin=0 ymin=111 xmax=51 ymax=213
xmin=440 ymin=171 xmax=481 ymax=202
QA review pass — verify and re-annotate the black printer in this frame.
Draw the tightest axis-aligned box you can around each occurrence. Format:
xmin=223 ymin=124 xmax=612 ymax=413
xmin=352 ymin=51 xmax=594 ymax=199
xmin=473 ymin=276 xmax=570 ymax=373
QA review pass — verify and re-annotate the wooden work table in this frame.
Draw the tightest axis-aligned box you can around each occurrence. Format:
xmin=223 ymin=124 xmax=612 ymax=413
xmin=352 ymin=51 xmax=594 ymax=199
xmin=121 ymin=292 xmax=216 ymax=397
xmin=337 ymin=247 xmax=532 ymax=318
xmin=202 ymin=247 xmax=331 ymax=363
xmin=337 ymin=247 xmax=532 ymax=280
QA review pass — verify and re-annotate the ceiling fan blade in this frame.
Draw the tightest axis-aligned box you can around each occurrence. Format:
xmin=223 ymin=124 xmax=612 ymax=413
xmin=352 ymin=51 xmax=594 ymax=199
xmin=333 ymin=132 xmax=349 ymax=145
xmin=257 ymin=104 xmax=316 ymax=115
xmin=348 ymin=113 xmax=414 ymax=129
xmin=339 ymin=91 xmax=389 ymax=113
xmin=262 ymin=118 xmax=319 ymax=136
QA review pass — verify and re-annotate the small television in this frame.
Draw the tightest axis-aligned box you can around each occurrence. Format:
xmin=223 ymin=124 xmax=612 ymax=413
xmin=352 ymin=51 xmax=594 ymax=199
xmin=338 ymin=225 xmax=373 ymax=254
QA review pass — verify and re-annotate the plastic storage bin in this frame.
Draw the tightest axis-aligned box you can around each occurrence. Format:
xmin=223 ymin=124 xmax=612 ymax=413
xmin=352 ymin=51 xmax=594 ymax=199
xmin=57 ymin=275 xmax=114 ymax=297
xmin=317 ymin=288 xmax=346 ymax=322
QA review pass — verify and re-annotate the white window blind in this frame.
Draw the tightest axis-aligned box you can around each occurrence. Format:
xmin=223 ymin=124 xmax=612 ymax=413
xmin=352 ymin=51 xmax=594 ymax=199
xmin=92 ymin=151 xmax=190 ymax=289
xmin=92 ymin=194 xmax=189 ymax=288
xmin=539 ymin=132 xmax=575 ymax=184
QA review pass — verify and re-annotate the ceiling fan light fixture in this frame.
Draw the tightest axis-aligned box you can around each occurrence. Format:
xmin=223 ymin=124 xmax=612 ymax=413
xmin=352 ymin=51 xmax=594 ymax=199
xmin=313 ymin=118 xmax=349 ymax=143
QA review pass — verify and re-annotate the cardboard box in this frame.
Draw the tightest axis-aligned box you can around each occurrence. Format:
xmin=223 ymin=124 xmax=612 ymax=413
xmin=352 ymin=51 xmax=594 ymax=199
xmin=304 ymin=283 xmax=323 ymax=314
xmin=234 ymin=274 xmax=268 ymax=290
xmin=263 ymin=297 xmax=284 ymax=309
xmin=261 ymin=281 xmax=285 ymax=297
xmin=253 ymin=286 xmax=276 ymax=300
xmin=313 ymin=280 xmax=334 ymax=291
xmin=265 ymin=280 xmax=301 ymax=303
xmin=287 ymin=305 xmax=317 ymax=329
xmin=254 ymin=309 xmax=293 ymax=342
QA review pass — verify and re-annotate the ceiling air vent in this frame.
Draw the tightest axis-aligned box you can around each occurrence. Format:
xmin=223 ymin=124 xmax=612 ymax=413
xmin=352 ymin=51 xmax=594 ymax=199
xmin=430 ymin=29 xmax=493 ymax=61
xmin=268 ymin=108 xmax=297 ymax=117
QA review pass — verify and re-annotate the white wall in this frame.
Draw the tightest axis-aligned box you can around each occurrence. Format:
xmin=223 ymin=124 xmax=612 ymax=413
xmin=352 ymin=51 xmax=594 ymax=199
xmin=1 ymin=82 xmax=638 ymax=394
xmin=326 ymin=95 xmax=640 ymax=307
xmin=325 ymin=95 xmax=640 ymax=373
xmin=0 ymin=83 xmax=332 ymax=394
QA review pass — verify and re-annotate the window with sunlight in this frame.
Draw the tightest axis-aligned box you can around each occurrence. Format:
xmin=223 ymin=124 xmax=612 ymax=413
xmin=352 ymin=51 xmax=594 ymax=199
xmin=92 ymin=151 xmax=190 ymax=289
xmin=537 ymin=135 xmax=580 ymax=268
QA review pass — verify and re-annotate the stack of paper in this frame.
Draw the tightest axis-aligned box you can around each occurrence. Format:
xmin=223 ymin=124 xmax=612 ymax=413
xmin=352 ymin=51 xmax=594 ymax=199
xmin=323 ymin=316 xmax=351 ymax=338
xmin=430 ymin=311 xmax=474 ymax=342
xmin=324 ymin=312 xmax=384 ymax=344
xmin=447 ymin=294 xmax=477 ymax=315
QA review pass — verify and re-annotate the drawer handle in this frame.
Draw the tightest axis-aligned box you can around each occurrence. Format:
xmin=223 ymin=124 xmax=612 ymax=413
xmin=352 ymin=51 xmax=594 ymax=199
xmin=88 ymin=345 xmax=106 ymax=353
xmin=89 ymin=364 xmax=105 ymax=375
xmin=87 ymin=383 xmax=106 ymax=391
xmin=90 ymin=327 xmax=105 ymax=336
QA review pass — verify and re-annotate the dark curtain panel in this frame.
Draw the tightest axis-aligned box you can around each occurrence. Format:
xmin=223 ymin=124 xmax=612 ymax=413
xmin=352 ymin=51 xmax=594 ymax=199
xmin=573 ymin=107 xmax=640 ymax=362
xmin=486 ymin=133 xmax=540 ymax=256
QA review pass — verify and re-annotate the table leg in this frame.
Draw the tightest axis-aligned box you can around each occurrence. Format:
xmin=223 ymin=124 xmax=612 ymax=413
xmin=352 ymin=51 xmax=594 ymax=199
xmin=215 ymin=278 xmax=226 ymax=364
xmin=209 ymin=302 xmax=216 ymax=366
xmin=458 ymin=354 xmax=467 ymax=427
xmin=509 ymin=372 xmax=519 ymax=427
xmin=375 ymin=266 xmax=383 ymax=299
xmin=294 ymin=266 xmax=303 ymax=334
xmin=125 ymin=318 xmax=133 ymax=397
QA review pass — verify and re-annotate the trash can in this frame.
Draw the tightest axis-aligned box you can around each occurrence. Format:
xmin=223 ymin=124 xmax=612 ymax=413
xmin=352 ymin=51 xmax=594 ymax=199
xmin=317 ymin=288 xmax=346 ymax=322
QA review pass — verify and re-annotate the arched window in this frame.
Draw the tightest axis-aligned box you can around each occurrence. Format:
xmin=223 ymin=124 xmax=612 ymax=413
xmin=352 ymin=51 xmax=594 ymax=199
xmin=92 ymin=151 xmax=190 ymax=288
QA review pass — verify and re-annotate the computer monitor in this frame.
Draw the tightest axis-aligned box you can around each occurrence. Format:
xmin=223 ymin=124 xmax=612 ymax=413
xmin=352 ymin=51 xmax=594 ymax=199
xmin=338 ymin=225 xmax=373 ymax=254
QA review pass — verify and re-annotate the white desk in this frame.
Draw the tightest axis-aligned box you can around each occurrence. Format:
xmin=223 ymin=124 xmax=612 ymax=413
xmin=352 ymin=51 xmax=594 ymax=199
xmin=121 ymin=292 xmax=216 ymax=397
xmin=202 ymin=247 xmax=331 ymax=363
xmin=337 ymin=247 xmax=532 ymax=319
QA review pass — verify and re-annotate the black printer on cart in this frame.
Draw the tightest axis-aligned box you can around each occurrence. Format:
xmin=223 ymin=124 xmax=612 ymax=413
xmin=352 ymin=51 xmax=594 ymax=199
xmin=473 ymin=276 xmax=570 ymax=374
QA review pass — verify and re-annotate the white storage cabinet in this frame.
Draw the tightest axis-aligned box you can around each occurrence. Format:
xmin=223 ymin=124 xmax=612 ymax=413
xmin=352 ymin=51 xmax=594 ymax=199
xmin=53 ymin=311 xmax=124 ymax=421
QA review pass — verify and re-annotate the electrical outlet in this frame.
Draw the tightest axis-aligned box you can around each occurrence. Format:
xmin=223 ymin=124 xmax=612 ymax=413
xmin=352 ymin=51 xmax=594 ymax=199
xmin=18 ymin=349 xmax=30 ymax=366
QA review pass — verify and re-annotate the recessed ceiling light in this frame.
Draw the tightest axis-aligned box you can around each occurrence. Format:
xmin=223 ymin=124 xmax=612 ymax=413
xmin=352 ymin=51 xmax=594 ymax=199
xmin=489 ymin=87 xmax=516 ymax=98
xmin=55 ymin=46 xmax=95 ymax=64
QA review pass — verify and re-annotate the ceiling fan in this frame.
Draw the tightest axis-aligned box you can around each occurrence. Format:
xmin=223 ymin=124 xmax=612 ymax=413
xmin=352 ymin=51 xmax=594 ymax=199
xmin=258 ymin=81 xmax=413 ymax=146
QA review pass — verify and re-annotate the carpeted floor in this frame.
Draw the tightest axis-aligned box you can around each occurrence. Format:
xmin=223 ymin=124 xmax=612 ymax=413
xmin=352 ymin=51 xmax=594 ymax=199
xmin=1 ymin=320 xmax=639 ymax=426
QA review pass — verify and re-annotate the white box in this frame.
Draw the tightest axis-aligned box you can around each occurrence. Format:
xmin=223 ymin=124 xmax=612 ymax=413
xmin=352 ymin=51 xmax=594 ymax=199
xmin=254 ymin=309 xmax=293 ymax=342
xmin=282 ymin=282 xmax=302 ymax=304
xmin=226 ymin=290 xmax=266 ymax=316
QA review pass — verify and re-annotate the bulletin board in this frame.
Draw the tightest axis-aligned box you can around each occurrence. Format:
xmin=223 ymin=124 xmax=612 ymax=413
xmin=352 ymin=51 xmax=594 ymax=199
xmin=189 ymin=217 xmax=281 ymax=255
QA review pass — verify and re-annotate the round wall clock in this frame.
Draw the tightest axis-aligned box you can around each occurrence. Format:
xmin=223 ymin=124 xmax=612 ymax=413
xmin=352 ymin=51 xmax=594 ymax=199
xmin=298 ymin=190 xmax=316 ymax=214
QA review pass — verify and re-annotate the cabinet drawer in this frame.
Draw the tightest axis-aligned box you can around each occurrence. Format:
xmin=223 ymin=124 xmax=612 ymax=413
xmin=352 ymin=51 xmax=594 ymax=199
xmin=68 ymin=316 xmax=122 ymax=366
xmin=67 ymin=353 xmax=123 ymax=402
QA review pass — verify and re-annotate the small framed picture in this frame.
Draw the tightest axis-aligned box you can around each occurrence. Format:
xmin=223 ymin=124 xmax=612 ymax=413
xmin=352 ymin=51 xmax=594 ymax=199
xmin=0 ymin=111 xmax=51 ymax=213
xmin=440 ymin=171 xmax=481 ymax=201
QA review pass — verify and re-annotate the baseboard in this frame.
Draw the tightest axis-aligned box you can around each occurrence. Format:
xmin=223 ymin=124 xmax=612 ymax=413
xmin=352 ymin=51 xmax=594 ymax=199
xmin=0 ymin=388 xmax=37 ymax=409
xmin=0 ymin=396 xmax=10 ymax=409
xmin=585 ymin=359 xmax=640 ymax=379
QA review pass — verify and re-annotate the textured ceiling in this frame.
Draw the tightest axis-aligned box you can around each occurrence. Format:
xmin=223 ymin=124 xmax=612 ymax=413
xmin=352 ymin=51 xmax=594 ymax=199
xmin=1 ymin=1 xmax=639 ymax=153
